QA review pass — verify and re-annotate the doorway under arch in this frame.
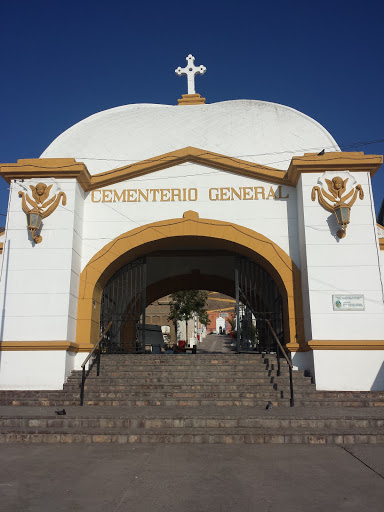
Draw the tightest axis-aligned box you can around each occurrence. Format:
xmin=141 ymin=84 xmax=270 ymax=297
xmin=76 ymin=211 xmax=305 ymax=352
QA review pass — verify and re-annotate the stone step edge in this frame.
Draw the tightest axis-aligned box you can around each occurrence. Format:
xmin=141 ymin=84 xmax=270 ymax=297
xmin=1 ymin=431 xmax=383 ymax=445
xmin=3 ymin=401 xmax=384 ymax=407
xmin=1 ymin=419 xmax=383 ymax=428
xmin=1 ymin=425 xmax=383 ymax=435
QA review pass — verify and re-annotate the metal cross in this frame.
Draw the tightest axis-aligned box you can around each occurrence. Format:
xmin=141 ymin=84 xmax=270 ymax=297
xmin=175 ymin=54 xmax=206 ymax=95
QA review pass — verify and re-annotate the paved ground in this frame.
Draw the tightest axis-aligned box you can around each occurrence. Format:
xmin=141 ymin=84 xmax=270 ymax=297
xmin=198 ymin=333 xmax=233 ymax=353
xmin=1 ymin=444 xmax=383 ymax=511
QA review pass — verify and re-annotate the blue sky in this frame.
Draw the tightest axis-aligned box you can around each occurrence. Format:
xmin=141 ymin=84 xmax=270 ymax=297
xmin=1 ymin=0 xmax=383 ymax=225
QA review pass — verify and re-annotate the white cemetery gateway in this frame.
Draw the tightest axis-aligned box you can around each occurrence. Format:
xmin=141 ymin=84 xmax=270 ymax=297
xmin=0 ymin=56 xmax=383 ymax=391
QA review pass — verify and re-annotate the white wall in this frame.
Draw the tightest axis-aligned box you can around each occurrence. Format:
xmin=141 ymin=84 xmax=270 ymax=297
xmin=81 ymin=163 xmax=298 ymax=269
xmin=0 ymin=179 xmax=82 ymax=343
xmin=1 ymin=164 xmax=384 ymax=391
xmin=296 ymin=172 xmax=384 ymax=342
xmin=0 ymin=350 xmax=74 ymax=390
xmin=313 ymin=350 xmax=384 ymax=391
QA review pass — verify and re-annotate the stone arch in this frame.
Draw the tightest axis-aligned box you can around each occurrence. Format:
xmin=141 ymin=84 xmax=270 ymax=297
xmin=76 ymin=211 xmax=305 ymax=351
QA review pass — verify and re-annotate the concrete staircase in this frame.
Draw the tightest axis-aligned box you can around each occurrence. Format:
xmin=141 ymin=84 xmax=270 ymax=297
xmin=0 ymin=354 xmax=383 ymax=408
xmin=1 ymin=353 xmax=384 ymax=444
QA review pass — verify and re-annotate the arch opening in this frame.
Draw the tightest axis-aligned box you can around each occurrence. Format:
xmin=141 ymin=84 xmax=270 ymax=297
xmin=76 ymin=214 xmax=305 ymax=352
xmin=99 ymin=251 xmax=284 ymax=354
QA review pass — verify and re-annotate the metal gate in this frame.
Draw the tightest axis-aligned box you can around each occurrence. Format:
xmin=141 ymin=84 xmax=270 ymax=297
xmin=235 ymin=257 xmax=283 ymax=353
xmin=100 ymin=258 xmax=146 ymax=353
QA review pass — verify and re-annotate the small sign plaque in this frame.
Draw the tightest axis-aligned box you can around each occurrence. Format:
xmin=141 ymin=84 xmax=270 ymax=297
xmin=332 ymin=295 xmax=365 ymax=311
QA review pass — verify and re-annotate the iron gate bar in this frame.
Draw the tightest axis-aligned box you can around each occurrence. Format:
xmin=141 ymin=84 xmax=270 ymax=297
xmin=235 ymin=256 xmax=284 ymax=353
xmin=100 ymin=257 xmax=146 ymax=354
xmin=141 ymin=260 xmax=146 ymax=352
xmin=235 ymin=263 xmax=240 ymax=353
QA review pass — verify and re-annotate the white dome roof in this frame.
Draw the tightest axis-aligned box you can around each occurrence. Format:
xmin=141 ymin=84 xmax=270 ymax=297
xmin=41 ymin=100 xmax=340 ymax=175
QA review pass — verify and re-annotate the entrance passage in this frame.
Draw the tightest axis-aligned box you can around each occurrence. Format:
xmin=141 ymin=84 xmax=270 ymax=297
xmin=99 ymin=251 xmax=284 ymax=355
xmin=235 ymin=257 xmax=283 ymax=353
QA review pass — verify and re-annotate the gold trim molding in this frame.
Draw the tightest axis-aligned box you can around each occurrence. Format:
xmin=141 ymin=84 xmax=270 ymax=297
xmin=0 ymin=341 xmax=79 ymax=352
xmin=1 ymin=150 xmax=381 ymax=193
xmin=178 ymin=94 xmax=206 ymax=105
xmin=308 ymin=340 xmax=384 ymax=350
xmin=287 ymin=152 xmax=382 ymax=185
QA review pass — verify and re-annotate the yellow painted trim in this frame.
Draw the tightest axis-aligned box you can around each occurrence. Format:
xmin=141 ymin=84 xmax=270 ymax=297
xmin=287 ymin=152 xmax=382 ymax=185
xmin=1 ymin=150 xmax=381 ymax=193
xmin=308 ymin=340 xmax=384 ymax=350
xmin=0 ymin=158 xmax=92 ymax=190
xmin=286 ymin=343 xmax=312 ymax=353
xmin=82 ymin=147 xmax=288 ymax=190
xmin=76 ymin=211 xmax=305 ymax=352
xmin=0 ymin=242 xmax=3 ymax=255
xmin=0 ymin=341 xmax=79 ymax=352
xmin=178 ymin=94 xmax=206 ymax=105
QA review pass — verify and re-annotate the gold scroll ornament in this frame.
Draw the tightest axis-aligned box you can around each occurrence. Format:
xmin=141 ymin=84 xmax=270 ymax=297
xmin=19 ymin=183 xmax=67 ymax=243
xmin=311 ymin=176 xmax=364 ymax=238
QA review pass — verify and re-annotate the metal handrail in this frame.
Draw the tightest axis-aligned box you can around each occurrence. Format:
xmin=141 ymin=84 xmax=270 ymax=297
xmin=265 ymin=320 xmax=293 ymax=369
xmin=80 ymin=321 xmax=112 ymax=406
xmin=265 ymin=319 xmax=294 ymax=407
xmin=81 ymin=321 xmax=113 ymax=369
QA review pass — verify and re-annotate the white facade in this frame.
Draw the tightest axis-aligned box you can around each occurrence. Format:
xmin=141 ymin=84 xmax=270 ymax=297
xmin=0 ymin=99 xmax=383 ymax=391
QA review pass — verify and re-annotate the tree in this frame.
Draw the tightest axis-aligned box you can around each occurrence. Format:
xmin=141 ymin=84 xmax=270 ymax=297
xmin=168 ymin=290 xmax=209 ymax=343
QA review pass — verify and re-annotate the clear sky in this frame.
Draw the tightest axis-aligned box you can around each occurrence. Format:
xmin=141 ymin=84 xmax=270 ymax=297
xmin=1 ymin=0 xmax=383 ymax=225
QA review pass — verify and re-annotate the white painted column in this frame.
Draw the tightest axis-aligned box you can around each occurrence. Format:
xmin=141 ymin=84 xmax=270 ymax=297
xmin=0 ymin=178 xmax=84 ymax=389
xmin=296 ymin=171 xmax=384 ymax=390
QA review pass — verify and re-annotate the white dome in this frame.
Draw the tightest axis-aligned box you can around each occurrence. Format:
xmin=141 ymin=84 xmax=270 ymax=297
xmin=41 ymin=100 xmax=340 ymax=175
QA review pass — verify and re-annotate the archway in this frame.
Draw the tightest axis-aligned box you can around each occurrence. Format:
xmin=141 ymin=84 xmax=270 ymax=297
xmin=76 ymin=211 xmax=305 ymax=352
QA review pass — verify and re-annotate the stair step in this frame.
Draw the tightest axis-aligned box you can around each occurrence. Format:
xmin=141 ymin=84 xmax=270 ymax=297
xmin=1 ymin=426 xmax=383 ymax=444
xmin=2 ymin=416 xmax=382 ymax=429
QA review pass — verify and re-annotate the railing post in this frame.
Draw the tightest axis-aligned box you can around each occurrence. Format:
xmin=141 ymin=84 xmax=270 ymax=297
xmin=265 ymin=319 xmax=294 ymax=407
xmin=141 ymin=258 xmax=147 ymax=354
xmin=96 ymin=348 xmax=101 ymax=377
xmin=275 ymin=337 xmax=281 ymax=377
xmin=80 ymin=366 xmax=86 ymax=406
xmin=289 ymin=363 xmax=295 ymax=407
xmin=235 ymin=261 xmax=241 ymax=353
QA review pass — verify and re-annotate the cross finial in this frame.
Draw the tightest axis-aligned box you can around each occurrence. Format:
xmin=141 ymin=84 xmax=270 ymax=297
xmin=175 ymin=54 xmax=206 ymax=95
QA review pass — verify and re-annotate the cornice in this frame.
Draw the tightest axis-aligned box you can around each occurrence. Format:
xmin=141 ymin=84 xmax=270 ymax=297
xmin=0 ymin=341 xmax=79 ymax=352
xmin=0 ymin=149 xmax=382 ymax=192
xmin=0 ymin=158 xmax=92 ymax=190
xmin=89 ymin=146 xmax=289 ymax=190
xmin=308 ymin=340 xmax=384 ymax=350
xmin=287 ymin=152 xmax=383 ymax=186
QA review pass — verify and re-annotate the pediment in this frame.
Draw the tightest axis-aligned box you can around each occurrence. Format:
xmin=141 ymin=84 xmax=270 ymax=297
xmin=88 ymin=146 xmax=288 ymax=190
xmin=0 ymin=147 xmax=381 ymax=192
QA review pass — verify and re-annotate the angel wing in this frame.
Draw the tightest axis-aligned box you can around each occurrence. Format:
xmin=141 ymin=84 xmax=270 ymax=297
xmin=325 ymin=179 xmax=337 ymax=199
xmin=340 ymin=178 xmax=349 ymax=198
xmin=30 ymin=185 xmax=39 ymax=203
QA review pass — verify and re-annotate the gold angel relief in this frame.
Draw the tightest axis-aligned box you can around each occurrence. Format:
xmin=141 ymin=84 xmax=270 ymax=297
xmin=311 ymin=176 xmax=364 ymax=238
xmin=19 ymin=183 xmax=67 ymax=243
